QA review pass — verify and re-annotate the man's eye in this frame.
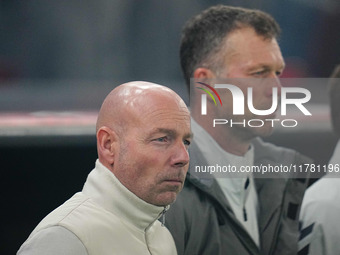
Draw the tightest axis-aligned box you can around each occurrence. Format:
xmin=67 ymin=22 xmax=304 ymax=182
xmin=252 ymin=70 xmax=266 ymax=76
xmin=155 ymin=137 xmax=168 ymax=142
xmin=184 ymin=140 xmax=191 ymax=146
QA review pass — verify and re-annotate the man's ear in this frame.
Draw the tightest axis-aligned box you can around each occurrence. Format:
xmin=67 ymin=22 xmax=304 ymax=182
xmin=192 ymin=67 xmax=218 ymax=106
xmin=97 ymin=126 xmax=118 ymax=167
xmin=193 ymin=67 xmax=216 ymax=79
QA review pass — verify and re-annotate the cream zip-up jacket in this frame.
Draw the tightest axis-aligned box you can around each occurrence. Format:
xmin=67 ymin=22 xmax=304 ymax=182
xmin=18 ymin=160 xmax=177 ymax=255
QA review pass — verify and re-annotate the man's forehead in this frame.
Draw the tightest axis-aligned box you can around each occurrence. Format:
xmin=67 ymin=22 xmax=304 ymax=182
xmin=223 ymin=27 xmax=278 ymax=52
xmin=139 ymin=102 xmax=189 ymax=118
xmin=226 ymin=38 xmax=280 ymax=57
xmin=224 ymin=35 xmax=284 ymax=69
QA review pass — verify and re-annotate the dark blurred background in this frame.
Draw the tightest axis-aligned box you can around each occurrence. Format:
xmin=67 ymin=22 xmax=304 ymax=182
xmin=1 ymin=0 xmax=339 ymax=254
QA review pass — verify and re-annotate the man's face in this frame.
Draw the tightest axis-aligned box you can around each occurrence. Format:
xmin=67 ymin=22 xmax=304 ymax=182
xmin=113 ymin=97 xmax=191 ymax=206
xmin=215 ymin=27 xmax=285 ymax=138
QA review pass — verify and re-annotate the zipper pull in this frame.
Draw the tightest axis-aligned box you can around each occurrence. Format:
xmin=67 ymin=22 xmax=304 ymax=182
xmin=160 ymin=207 xmax=168 ymax=227
xmin=243 ymin=177 xmax=249 ymax=222
xmin=243 ymin=207 xmax=248 ymax=222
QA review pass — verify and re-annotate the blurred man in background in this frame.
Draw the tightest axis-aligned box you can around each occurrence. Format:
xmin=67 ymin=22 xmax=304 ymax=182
xmin=299 ymin=65 xmax=340 ymax=255
xmin=165 ymin=5 xmax=311 ymax=255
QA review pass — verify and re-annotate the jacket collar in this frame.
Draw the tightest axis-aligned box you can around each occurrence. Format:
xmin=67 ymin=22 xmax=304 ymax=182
xmin=187 ymin=137 xmax=310 ymax=253
xmin=82 ymin=160 xmax=167 ymax=231
xmin=329 ymin=139 xmax=340 ymax=166
xmin=186 ymin=142 xmax=260 ymax=253
xmin=186 ymin=142 xmax=238 ymax=220
xmin=186 ymin=139 xmax=285 ymax=252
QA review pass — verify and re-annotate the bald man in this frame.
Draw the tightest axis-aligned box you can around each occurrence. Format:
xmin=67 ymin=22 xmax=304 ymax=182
xmin=17 ymin=81 xmax=192 ymax=255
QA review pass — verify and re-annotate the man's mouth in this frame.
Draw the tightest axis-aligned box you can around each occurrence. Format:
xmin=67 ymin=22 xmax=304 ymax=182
xmin=164 ymin=178 xmax=183 ymax=184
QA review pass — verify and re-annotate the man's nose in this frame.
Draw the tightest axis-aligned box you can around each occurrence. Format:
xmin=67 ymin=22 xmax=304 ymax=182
xmin=266 ymin=74 xmax=282 ymax=98
xmin=172 ymin=141 xmax=190 ymax=167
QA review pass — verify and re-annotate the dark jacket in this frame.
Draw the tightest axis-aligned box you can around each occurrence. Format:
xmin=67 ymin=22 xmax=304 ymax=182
xmin=165 ymin=137 xmax=312 ymax=255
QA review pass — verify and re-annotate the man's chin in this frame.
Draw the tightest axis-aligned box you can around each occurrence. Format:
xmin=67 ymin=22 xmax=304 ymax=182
xmin=152 ymin=191 xmax=179 ymax=207
xmin=255 ymin=125 xmax=274 ymax=138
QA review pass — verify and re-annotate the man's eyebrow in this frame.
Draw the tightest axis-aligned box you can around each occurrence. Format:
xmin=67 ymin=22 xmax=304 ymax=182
xmin=151 ymin=128 xmax=193 ymax=139
xmin=248 ymin=63 xmax=285 ymax=71
xmin=248 ymin=64 xmax=270 ymax=71
xmin=185 ymin=131 xmax=194 ymax=140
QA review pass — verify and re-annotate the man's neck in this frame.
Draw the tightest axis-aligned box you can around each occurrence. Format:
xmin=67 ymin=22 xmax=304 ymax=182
xmin=194 ymin=116 xmax=253 ymax=156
